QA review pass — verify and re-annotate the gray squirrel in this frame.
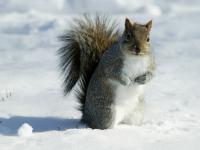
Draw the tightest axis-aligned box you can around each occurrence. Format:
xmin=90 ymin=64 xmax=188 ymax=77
xmin=58 ymin=15 xmax=155 ymax=129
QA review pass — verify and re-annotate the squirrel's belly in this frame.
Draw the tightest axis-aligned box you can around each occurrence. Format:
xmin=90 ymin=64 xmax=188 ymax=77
xmin=113 ymin=84 xmax=144 ymax=123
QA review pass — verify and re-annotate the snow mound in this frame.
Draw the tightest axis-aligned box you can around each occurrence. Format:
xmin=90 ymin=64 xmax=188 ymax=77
xmin=17 ymin=123 xmax=33 ymax=137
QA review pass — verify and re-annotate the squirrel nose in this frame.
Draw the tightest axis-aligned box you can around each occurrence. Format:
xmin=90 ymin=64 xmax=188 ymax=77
xmin=133 ymin=45 xmax=140 ymax=54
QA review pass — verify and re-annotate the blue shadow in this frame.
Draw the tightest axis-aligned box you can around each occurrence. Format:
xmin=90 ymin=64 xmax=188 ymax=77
xmin=0 ymin=116 xmax=81 ymax=136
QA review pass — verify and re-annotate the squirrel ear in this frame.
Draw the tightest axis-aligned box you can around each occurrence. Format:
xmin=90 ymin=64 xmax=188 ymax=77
xmin=145 ymin=20 xmax=152 ymax=32
xmin=125 ymin=18 xmax=132 ymax=31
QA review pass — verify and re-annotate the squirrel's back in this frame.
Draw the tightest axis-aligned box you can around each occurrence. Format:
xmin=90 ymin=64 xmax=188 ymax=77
xmin=58 ymin=15 xmax=119 ymax=111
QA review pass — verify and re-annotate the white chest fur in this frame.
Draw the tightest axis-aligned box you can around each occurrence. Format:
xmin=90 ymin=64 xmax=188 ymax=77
xmin=113 ymin=55 xmax=150 ymax=125
xmin=122 ymin=54 xmax=150 ymax=79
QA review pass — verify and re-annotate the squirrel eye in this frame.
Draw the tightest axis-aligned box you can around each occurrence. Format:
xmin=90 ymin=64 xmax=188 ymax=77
xmin=125 ymin=33 xmax=131 ymax=41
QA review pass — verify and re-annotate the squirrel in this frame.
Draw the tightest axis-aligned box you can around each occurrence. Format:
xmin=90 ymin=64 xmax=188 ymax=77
xmin=58 ymin=15 xmax=155 ymax=129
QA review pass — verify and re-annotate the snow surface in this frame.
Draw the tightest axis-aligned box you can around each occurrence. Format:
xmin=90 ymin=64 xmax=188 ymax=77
xmin=0 ymin=0 xmax=200 ymax=150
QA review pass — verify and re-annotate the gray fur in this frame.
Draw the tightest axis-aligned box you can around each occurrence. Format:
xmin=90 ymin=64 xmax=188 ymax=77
xmin=82 ymin=43 xmax=123 ymax=129
xmin=58 ymin=16 xmax=155 ymax=129
xmin=82 ymin=41 xmax=155 ymax=129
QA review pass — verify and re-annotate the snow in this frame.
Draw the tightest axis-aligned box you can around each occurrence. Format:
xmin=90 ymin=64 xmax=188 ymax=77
xmin=0 ymin=0 xmax=200 ymax=150
xmin=17 ymin=123 xmax=33 ymax=137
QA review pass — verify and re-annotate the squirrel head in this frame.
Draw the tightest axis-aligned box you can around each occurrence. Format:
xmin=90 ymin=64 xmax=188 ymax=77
xmin=120 ymin=18 xmax=152 ymax=56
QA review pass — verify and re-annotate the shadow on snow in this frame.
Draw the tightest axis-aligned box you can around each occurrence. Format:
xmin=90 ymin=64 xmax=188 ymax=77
xmin=0 ymin=116 xmax=82 ymax=136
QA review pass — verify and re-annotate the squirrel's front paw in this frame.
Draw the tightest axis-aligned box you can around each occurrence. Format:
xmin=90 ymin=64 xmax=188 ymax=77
xmin=121 ymin=74 xmax=131 ymax=86
xmin=134 ymin=72 xmax=153 ymax=84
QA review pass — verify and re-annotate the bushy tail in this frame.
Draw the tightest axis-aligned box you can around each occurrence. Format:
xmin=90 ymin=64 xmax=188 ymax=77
xmin=58 ymin=15 xmax=119 ymax=111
